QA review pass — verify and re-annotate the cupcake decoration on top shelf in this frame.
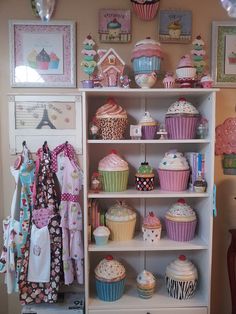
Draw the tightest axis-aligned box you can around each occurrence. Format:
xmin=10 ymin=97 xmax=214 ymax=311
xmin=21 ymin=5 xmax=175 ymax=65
xmin=131 ymin=37 xmax=162 ymax=88
xmin=165 ymin=255 xmax=198 ymax=300
xmin=142 ymin=211 xmax=162 ymax=243
xmin=200 ymin=74 xmax=214 ymax=88
xmin=175 ymin=54 xmax=196 ymax=88
xmin=163 ymin=72 xmax=175 ymax=88
xmin=81 ymin=34 xmax=97 ymax=88
xmin=131 ymin=0 xmax=160 ymax=21
xmin=136 ymin=270 xmax=156 ymax=299
xmin=191 ymin=35 xmax=207 ymax=81
xmin=135 ymin=162 xmax=155 ymax=191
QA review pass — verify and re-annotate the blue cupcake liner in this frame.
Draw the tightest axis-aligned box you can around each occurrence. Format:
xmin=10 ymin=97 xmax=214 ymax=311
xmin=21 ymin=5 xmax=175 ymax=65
xmin=95 ymin=278 xmax=126 ymax=301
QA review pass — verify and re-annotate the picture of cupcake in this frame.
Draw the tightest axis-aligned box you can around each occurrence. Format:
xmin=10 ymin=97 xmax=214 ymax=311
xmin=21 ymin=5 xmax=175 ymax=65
xmin=36 ymin=48 xmax=50 ymax=70
xmin=107 ymin=18 xmax=121 ymax=40
xmin=168 ymin=20 xmax=182 ymax=39
xmin=165 ymin=198 xmax=197 ymax=242
xmin=95 ymin=255 xmax=126 ymax=301
xmin=48 ymin=52 xmax=60 ymax=69
xmin=105 ymin=201 xmax=136 ymax=241
xmin=165 ymin=97 xmax=200 ymax=139
xmin=158 ymin=151 xmax=190 ymax=191
xmin=165 ymin=255 xmax=198 ymax=300
xmin=136 ymin=270 xmax=156 ymax=298
xmin=228 ymin=51 xmax=236 ymax=64
xmin=135 ymin=162 xmax=155 ymax=191
xmin=98 ymin=150 xmax=129 ymax=192
xmin=142 ymin=211 xmax=162 ymax=243
xmin=27 ymin=49 xmax=37 ymax=69
xmin=139 ymin=111 xmax=158 ymax=139
xmin=95 ymin=98 xmax=128 ymax=140
xmin=176 ymin=54 xmax=196 ymax=80
xmin=93 ymin=226 xmax=110 ymax=245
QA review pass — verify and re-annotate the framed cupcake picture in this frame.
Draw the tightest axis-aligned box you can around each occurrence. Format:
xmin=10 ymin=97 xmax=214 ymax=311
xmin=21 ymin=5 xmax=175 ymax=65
xmin=158 ymin=10 xmax=192 ymax=43
xmin=98 ymin=9 xmax=131 ymax=43
xmin=9 ymin=20 xmax=76 ymax=87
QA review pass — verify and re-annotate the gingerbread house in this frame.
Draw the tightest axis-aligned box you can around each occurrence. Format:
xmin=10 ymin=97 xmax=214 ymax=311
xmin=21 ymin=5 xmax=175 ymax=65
xmin=97 ymin=48 xmax=125 ymax=87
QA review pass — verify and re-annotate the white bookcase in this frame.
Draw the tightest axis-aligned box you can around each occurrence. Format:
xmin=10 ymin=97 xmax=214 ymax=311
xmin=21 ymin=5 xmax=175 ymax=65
xmin=81 ymin=88 xmax=218 ymax=314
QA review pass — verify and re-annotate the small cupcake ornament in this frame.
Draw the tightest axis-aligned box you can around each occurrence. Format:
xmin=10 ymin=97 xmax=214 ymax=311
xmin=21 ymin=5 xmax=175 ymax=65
xmin=136 ymin=270 xmax=156 ymax=299
xmin=142 ymin=212 xmax=162 ymax=243
xmin=139 ymin=111 xmax=158 ymax=139
xmin=176 ymin=54 xmax=196 ymax=87
xmin=200 ymin=74 xmax=214 ymax=88
xmin=93 ymin=226 xmax=110 ymax=245
xmin=131 ymin=0 xmax=160 ymax=21
xmin=135 ymin=162 xmax=155 ymax=191
xmin=165 ymin=255 xmax=198 ymax=300
xmin=163 ymin=72 xmax=175 ymax=88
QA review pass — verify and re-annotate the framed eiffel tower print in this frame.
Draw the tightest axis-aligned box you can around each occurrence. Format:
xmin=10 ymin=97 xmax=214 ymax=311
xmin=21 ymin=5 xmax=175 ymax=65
xmin=8 ymin=94 xmax=83 ymax=154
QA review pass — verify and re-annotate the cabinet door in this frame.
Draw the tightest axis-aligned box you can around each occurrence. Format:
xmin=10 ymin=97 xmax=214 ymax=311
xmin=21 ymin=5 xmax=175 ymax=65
xmin=89 ymin=307 xmax=208 ymax=314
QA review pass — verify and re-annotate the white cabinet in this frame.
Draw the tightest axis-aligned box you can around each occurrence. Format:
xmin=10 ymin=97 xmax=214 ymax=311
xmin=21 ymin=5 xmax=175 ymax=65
xmin=81 ymin=88 xmax=217 ymax=314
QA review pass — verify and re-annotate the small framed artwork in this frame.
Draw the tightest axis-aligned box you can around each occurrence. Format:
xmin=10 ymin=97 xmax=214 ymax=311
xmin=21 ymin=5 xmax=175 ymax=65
xmin=212 ymin=21 xmax=236 ymax=87
xmin=8 ymin=94 xmax=83 ymax=154
xmin=98 ymin=9 xmax=131 ymax=43
xmin=158 ymin=10 xmax=192 ymax=43
xmin=9 ymin=20 xmax=76 ymax=88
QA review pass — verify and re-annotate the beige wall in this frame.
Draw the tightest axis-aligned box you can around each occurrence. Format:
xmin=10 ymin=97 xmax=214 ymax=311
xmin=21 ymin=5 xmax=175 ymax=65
xmin=0 ymin=0 xmax=235 ymax=313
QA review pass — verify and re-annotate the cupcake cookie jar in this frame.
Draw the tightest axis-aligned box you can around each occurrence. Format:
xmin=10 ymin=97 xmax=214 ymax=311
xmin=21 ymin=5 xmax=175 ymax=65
xmin=135 ymin=162 xmax=155 ymax=191
xmin=95 ymin=255 xmax=126 ymax=301
xmin=158 ymin=151 xmax=190 ymax=191
xmin=165 ymin=98 xmax=200 ymax=139
xmin=165 ymin=255 xmax=198 ymax=300
xmin=136 ymin=270 xmax=156 ymax=299
xmin=139 ymin=111 xmax=158 ymax=139
xmin=165 ymin=198 xmax=197 ymax=242
xmin=142 ymin=212 xmax=162 ymax=243
xmin=131 ymin=38 xmax=162 ymax=76
xmin=105 ymin=201 xmax=136 ymax=241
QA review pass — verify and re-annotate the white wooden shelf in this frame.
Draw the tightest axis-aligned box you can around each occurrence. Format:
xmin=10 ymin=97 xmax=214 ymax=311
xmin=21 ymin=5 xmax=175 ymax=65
xmin=88 ymin=234 xmax=208 ymax=252
xmin=88 ymin=139 xmax=210 ymax=144
xmin=88 ymin=278 xmax=207 ymax=310
xmin=88 ymin=188 xmax=209 ymax=199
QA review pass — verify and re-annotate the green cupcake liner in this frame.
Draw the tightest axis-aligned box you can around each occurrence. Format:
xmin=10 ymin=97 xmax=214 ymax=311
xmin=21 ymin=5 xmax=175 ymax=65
xmin=99 ymin=170 xmax=129 ymax=192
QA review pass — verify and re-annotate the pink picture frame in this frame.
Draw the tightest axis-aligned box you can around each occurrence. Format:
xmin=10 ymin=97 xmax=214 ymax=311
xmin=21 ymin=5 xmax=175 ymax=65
xmin=9 ymin=20 xmax=76 ymax=88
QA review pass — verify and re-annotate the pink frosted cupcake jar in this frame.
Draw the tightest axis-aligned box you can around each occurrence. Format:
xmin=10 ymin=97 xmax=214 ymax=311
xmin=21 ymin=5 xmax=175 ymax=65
xmin=176 ymin=54 xmax=196 ymax=79
xmin=165 ymin=98 xmax=200 ymax=139
xmin=165 ymin=199 xmax=197 ymax=242
xmin=158 ymin=152 xmax=190 ymax=191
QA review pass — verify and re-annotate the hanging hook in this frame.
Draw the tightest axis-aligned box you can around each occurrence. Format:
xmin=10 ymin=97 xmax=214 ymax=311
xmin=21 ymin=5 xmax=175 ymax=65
xmin=22 ymin=140 xmax=26 ymax=147
xmin=65 ymin=141 xmax=68 ymax=145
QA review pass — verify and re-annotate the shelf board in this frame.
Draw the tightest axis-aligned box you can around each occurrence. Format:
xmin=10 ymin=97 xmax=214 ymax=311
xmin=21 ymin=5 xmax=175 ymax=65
xmin=88 ymin=139 xmax=210 ymax=144
xmin=88 ymin=188 xmax=209 ymax=199
xmin=88 ymin=278 xmax=207 ymax=310
xmin=88 ymin=234 xmax=208 ymax=252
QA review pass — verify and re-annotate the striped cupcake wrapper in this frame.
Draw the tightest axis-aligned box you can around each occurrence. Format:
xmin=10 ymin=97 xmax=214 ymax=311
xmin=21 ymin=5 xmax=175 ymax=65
xmin=165 ymin=218 xmax=197 ymax=242
xmin=165 ymin=276 xmax=197 ymax=300
xmin=100 ymin=170 xmax=129 ymax=192
xmin=132 ymin=2 xmax=160 ymax=21
xmin=158 ymin=169 xmax=190 ymax=191
xmin=95 ymin=278 xmax=126 ymax=301
xmin=166 ymin=116 xmax=199 ymax=139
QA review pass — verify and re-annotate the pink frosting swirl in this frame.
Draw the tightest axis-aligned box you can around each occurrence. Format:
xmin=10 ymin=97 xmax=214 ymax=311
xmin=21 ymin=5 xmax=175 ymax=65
xmin=98 ymin=150 xmax=129 ymax=171
xmin=96 ymin=98 xmax=127 ymax=119
xmin=143 ymin=211 xmax=161 ymax=228
xmin=177 ymin=54 xmax=194 ymax=68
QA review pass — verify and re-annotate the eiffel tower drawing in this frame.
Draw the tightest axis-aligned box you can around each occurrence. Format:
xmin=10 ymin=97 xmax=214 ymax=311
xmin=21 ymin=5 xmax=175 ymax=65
xmin=36 ymin=105 xmax=56 ymax=129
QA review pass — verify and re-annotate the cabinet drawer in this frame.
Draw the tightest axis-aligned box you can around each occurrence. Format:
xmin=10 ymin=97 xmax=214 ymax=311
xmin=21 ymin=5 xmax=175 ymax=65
xmin=89 ymin=307 xmax=207 ymax=314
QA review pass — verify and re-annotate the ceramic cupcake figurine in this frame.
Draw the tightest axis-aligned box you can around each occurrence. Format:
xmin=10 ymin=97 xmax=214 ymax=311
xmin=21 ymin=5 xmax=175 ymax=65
xmin=93 ymin=226 xmax=110 ymax=245
xmin=95 ymin=98 xmax=128 ymax=140
xmin=165 ymin=98 xmax=200 ymax=139
xmin=163 ymin=72 xmax=175 ymax=88
xmin=200 ymin=74 xmax=214 ymax=88
xmin=165 ymin=198 xmax=197 ymax=242
xmin=135 ymin=162 xmax=155 ymax=191
xmin=95 ymin=255 xmax=126 ymax=301
xmin=158 ymin=151 xmax=190 ymax=191
xmin=131 ymin=0 xmax=160 ymax=21
xmin=165 ymin=255 xmax=198 ymax=300
xmin=98 ymin=150 xmax=129 ymax=192
xmin=142 ymin=212 xmax=162 ymax=243
xmin=136 ymin=270 xmax=156 ymax=298
xmin=105 ymin=201 xmax=136 ymax=241
xmin=176 ymin=54 xmax=196 ymax=87
xmin=139 ymin=111 xmax=158 ymax=139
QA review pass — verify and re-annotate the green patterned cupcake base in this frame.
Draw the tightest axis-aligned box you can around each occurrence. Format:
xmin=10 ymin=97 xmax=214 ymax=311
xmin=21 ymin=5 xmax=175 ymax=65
xmin=99 ymin=170 xmax=129 ymax=192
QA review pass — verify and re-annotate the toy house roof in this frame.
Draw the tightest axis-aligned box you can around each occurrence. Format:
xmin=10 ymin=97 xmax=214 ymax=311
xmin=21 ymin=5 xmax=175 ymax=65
xmin=103 ymin=65 xmax=122 ymax=74
xmin=97 ymin=48 xmax=125 ymax=66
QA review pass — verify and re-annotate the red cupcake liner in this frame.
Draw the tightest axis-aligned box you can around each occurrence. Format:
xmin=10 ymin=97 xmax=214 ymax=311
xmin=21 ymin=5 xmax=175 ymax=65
xmin=158 ymin=169 xmax=190 ymax=191
xmin=165 ymin=218 xmax=197 ymax=241
xmin=165 ymin=116 xmax=199 ymax=139
xmin=131 ymin=2 xmax=160 ymax=21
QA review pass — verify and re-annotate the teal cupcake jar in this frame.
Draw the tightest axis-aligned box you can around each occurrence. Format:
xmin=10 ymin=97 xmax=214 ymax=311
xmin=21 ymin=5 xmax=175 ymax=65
xmin=95 ymin=255 xmax=126 ymax=301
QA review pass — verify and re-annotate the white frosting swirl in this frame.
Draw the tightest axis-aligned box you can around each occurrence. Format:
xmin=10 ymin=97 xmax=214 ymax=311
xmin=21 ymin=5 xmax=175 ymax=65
xmin=136 ymin=270 xmax=156 ymax=286
xmin=98 ymin=151 xmax=129 ymax=171
xmin=106 ymin=201 xmax=136 ymax=222
xmin=166 ymin=98 xmax=199 ymax=115
xmin=158 ymin=152 xmax=189 ymax=170
xmin=200 ymin=74 xmax=213 ymax=83
xmin=95 ymin=256 xmax=126 ymax=282
xmin=165 ymin=199 xmax=196 ymax=222
xmin=139 ymin=111 xmax=157 ymax=125
xmin=93 ymin=226 xmax=110 ymax=237
xmin=165 ymin=255 xmax=198 ymax=281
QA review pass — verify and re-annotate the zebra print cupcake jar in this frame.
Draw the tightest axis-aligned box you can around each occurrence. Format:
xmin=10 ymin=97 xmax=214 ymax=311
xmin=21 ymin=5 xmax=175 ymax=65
xmin=165 ymin=255 xmax=198 ymax=300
